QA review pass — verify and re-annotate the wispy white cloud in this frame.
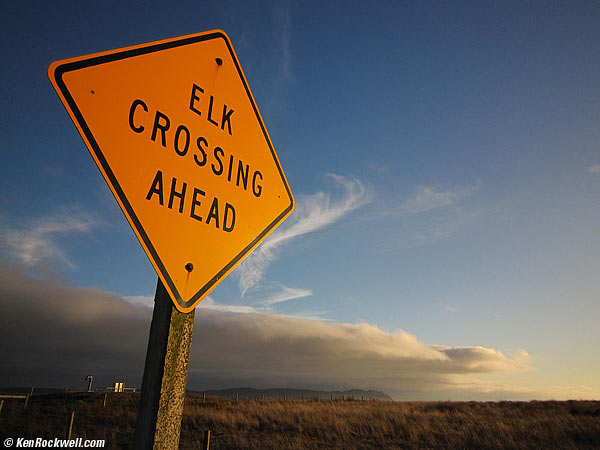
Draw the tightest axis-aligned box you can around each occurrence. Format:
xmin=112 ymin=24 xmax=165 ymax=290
xmin=379 ymin=208 xmax=479 ymax=251
xmin=587 ymin=164 xmax=600 ymax=174
xmin=198 ymin=297 xmax=267 ymax=314
xmin=44 ymin=165 xmax=64 ymax=177
xmin=259 ymin=285 xmax=313 ymax=306
xmin=0 ymin=207 xmax=99 ymax=268
xmin=373 ymin=182 xmax=480 ymax=251
xmin=367 ymin=162 xmax=392 ymax=174
xmin=439 ymin=303 xmax=458 ymax=313
xmin=250 ymin=1 xmax=294 ymax=118
xmin=397 ymin=183 xmax=479 ymax=215
xmin=199 ymin=285 xmax=313 ymax=315
xmin=274 ymin=2 xmax=293 ymax=82
xmin=236 ymin=173 xmax=372 ymax=295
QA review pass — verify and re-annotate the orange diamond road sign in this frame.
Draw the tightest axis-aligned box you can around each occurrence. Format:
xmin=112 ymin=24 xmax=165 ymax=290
xmin=48 ymin=30 xmax=294 ymax=313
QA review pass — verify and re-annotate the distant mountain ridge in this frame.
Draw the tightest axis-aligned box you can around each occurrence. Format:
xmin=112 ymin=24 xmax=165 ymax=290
xmin=1 ymin=386 xmax=393 ymax=401
xmin=188 ymin=387 xmax=392 ymax=401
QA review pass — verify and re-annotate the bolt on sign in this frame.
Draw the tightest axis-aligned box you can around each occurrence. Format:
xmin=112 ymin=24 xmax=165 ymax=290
xmin=48 ymin=30 xmax=294 ymax=312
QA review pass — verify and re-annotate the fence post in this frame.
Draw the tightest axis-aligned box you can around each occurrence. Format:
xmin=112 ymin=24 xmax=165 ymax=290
xmin=202 ymin=429 xmax=211 ymax=450
xmin=24 ymin=395 xmax=30 ymax=409
xmin=0 ymin=399 xmax=4 ymax=416
xmin=67 ymin=411 xmax=75 ymax=439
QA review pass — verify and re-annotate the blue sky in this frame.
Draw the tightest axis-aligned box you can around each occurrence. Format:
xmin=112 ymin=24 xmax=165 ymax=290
xmin=1 ymin=1 xmax=599 ymax=400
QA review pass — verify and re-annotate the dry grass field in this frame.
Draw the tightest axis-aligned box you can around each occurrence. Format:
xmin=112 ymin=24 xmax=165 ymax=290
xmin=1 ymin=392 xmax=599 ymax=449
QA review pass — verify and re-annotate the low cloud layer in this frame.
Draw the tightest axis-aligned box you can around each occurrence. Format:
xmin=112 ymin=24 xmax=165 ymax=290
xmin=0 ymin=259 xmax=560 ymax=400
xmin=0 ymin=259 xmax=150 ymax=389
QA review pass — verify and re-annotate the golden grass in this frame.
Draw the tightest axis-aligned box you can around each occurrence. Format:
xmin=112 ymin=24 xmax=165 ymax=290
xmin=1 ymin=393 xmax=599 ymax=449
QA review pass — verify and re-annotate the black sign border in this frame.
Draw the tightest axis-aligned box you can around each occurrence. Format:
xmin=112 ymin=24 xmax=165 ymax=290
xmin=50 ymin=31 xmax=294 ymax=310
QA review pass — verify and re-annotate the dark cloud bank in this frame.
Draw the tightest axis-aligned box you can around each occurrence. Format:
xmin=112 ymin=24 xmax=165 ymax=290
xmin=0 ymin=260 xmax=533 ymax=400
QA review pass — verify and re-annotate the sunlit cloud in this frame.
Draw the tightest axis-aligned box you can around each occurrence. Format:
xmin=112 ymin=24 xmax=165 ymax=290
xmin=587 ymin=164 xmax=600 ymax=173
xmin=236 ymin=173 xmax=372 ymax=295
xmin=0 ymin=261 xmax=568 ymax=401
xmin=430 ymin=346 xmax=532 ymax=373
xmin=0 ymin=207 xmax=99 ymax=268
xmin=432 ymin=378 xmax=600 ymax=400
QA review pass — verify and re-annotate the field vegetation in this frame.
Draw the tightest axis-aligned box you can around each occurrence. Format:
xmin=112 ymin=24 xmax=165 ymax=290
xmin=0 ymin=392 xmax=599 ymax=449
